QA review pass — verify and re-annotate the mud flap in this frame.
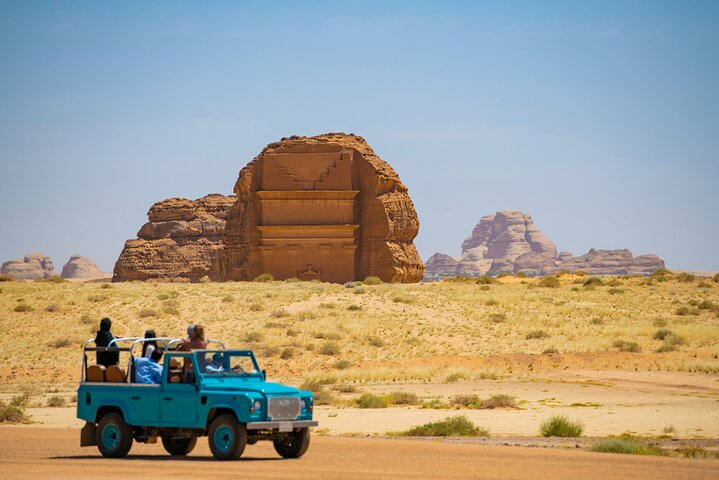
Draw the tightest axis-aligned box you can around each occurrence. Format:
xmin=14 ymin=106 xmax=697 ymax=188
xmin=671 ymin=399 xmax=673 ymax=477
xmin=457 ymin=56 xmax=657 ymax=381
xmin=80 ymin=421 xmax=97 ymax=447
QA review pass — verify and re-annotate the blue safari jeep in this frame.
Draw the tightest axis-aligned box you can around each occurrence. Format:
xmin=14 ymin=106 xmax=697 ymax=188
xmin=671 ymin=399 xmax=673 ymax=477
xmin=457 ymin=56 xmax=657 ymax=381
xmin=77 ymin=337 xmax=317 ymax=460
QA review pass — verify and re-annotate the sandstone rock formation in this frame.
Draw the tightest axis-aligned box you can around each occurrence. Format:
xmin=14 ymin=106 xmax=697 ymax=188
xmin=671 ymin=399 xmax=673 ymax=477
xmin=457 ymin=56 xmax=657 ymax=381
xmin=112 ymin=133 xmax=423 ymax=283
xmin=61 ymin=255 xmax=105 ymax=279
xmin=1 ymin=253 xmax=56 ymax=280
xmin=220 ymin=133 xmax=423 ymax=283
xmin=113 ymin=194 xmax=236 ymax=281
xmin=424 ymin=211 xmax=666 ymax=278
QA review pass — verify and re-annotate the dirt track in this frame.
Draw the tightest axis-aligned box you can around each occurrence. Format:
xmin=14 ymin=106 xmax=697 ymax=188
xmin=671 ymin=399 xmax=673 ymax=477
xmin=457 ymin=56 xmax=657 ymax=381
xmin=1 ymin=428 xmax=717 ymax=479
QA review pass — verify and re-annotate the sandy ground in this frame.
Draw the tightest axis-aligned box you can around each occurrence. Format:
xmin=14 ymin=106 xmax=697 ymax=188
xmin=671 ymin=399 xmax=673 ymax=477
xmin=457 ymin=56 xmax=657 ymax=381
xmin=0 ymin=428 xmax=717 ymax=480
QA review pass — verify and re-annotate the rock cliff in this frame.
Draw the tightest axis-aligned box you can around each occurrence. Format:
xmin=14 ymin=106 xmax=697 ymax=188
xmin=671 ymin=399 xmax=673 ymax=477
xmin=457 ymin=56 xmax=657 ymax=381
xmin=1 ymin=253 xmax=55 ymax=280
xmin=61 ymin=255 xmax=105 ymax=279
xmin=113 ymin=194 xmax=235 ymax=281
xmin=425 ymin=211 xmax=665 ymax=278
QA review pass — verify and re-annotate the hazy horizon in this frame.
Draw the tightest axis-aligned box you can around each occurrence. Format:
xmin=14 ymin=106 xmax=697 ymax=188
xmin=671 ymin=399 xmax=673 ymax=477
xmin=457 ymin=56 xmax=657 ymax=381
xmin=1 ymin=1 xmax=718 ymax=273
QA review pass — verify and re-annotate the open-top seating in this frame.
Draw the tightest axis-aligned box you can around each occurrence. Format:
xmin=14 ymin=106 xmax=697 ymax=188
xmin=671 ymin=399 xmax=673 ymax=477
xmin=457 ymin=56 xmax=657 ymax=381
xmin=86 ymin=364 xmax=106 ymax=382
xmin=106 ymin=365 xmax=127 ymax=383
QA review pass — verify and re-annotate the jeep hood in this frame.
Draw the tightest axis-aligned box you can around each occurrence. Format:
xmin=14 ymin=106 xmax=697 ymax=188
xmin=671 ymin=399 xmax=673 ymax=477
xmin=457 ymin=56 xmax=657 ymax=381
xmin=201 ymin=377 xmax=301 ymax=395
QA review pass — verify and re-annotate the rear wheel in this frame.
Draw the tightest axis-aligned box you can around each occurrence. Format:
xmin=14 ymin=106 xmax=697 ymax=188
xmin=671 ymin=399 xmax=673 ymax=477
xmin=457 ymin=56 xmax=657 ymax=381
xmin=208 ymin=414 xmax=246 ymax=460
xmin=96 ymin=412 xmax=133 ymax=458
xmin=162 ymin=435 xmax=197 ymax=456
xmin=273 ymin=428 xmax=310 ymax=458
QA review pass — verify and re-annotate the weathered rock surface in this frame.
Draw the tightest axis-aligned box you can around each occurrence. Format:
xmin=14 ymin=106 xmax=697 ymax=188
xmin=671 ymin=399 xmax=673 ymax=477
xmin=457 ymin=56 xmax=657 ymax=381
xmin=1 ymin=253 xmax=55 ymax=279
xmin=61 ymin=255 xmax=105 ymax=279
xmin=425 ymin=211 xmax=666 ymax=278
xmin=220 ymin=133 xmax=423 ymax=283
xmin=113 ymin=194 xmax=236 ymax=281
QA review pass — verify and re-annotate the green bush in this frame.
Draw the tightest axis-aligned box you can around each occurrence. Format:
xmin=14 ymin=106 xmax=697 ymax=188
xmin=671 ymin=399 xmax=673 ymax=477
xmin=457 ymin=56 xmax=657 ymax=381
xmin=244 ymin=331 xmax=264 ymax=342
xmin=479 ymin=394 xmax=517 ymax=409
xmin=47 ymin=396 xmax=66 ymax=407
xmin=385 ymin=391 xmax=419 ymax=405
xmin=400 ymin=415 xmax=489 ymax=437
xmin=583 ymin=277 xmax=605 ymax=287
xmin=319 ymin=341 xmax=341 ymax=355
xmin=13 ymin=304 xmax=33 ymax=312
xmin=334 ymin=359 xmax=351 ymax=370
xmin=0 ymin=403 xmax=29 ymax=423
xmin=677 ymin=447 xmax=719 ymax=459
xmin=367 ymin=335 xmax=385 ymax=347
xmin=347 ymin=304 xmax=362 ymax=311
xmin=652 ymin=318 xmax=668 ymax=327
xmin=537 ymin=276 xmax=559 ymax=288
xmin=363 ymin=276 xmax=383 ymax=285
xmin=612 ymin=340 xmax=641 ymax=353
xmin=476 ymin=275 xmax=497 ymax=285
xmin=253 ymin=273 xmax=274 ymax=282
xmin=526 ymin=330 xmax=550 ymax=340
xmin=589 ymin=438 xmax=665 ymax=456
xmin=651 ymin=267 xmax=672 ymax=277
xmin=675 ymin=273 xmax=695 ymax=283
xmin=42 ymin=275 xmax=67 ymax=283
xmin=356 ymin=393 xmax=388 ymax=408
xmin=653 ymin=329 xmax=674 ymax=340
xmin=540 ymin=415 xmax=583 ymax=437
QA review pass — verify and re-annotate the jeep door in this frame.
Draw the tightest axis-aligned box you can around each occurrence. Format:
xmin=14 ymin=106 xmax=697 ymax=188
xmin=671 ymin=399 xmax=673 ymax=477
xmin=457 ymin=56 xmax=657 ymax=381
xmin=159 ymin=353 xmax=199 ymax=425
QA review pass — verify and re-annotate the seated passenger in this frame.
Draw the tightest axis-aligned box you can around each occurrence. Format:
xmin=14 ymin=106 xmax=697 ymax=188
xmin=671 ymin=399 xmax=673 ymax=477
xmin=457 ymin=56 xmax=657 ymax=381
xmin=95 ymin=317 xmax=119 ymax=367
xmin=205 ymin=353 xmax=224 ymax=374
xmin=134 ymin=348 xmax=164 ymax=384
xmin=142 ymin=329 xmax=158 ymax=358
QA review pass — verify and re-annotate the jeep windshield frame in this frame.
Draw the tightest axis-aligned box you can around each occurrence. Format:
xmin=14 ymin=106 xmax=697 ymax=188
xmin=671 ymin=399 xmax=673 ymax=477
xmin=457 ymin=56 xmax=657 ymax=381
xmin=195 ymin=350 xmax=263 ymax=379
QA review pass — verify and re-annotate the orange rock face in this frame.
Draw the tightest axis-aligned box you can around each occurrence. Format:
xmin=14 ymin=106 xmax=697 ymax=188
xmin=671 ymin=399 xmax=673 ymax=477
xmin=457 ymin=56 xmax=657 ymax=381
xmin=113 ymin=133 xmax=423 ymax=283
xmin=113 ymin=194 xmax=236 ymax=281
xmin=220 ymin=133 xmax=423 ymax=283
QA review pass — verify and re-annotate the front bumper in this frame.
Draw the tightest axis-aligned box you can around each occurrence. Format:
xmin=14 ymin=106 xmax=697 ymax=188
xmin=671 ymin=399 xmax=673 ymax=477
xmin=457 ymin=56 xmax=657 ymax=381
xmin=246 ymin=420 xmax=318 ymax=433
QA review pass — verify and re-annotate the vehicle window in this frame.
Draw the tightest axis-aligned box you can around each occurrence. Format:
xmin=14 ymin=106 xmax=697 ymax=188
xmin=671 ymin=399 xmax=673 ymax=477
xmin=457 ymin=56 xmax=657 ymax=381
xmin=202 ymin=352 xmax=258 ymax=375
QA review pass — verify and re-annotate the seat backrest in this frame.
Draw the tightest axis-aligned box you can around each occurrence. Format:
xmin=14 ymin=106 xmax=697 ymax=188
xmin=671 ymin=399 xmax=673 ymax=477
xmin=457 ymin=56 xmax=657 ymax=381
xmin=106 ymin=365 xmax=127 ymax=383
xmin=169 ymin=358 xmax=180 ymax=369
xmin=86 ymin=364 xmax=106 ymax=382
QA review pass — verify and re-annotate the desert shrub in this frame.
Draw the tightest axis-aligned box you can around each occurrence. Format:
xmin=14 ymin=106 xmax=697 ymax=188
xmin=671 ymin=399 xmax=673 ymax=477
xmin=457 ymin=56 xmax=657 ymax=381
xmin=347 ymin=304 xmax=362 ymax=311
xmin=653 ymin=318 xmax=668 ymax=327
xmin=10 ymin=393 xmax=30 ymax=407
xmin=480 ymin=394 xmax=517 ymax=409
xmin=653 ymin=329 xmax=674 ymax=340
xmin=655 ymin=343 xmax=677 ymax=353
xmin=80 ymin=314 xmax=94 ymax=325
xmin=476 ymin=275 xmax=497 ymax=285
xmin=675 ymin=306 xmax=689 ymax=316
xmin=589 ymin=438 xmax=665 ymax=456
xmin=280 ymin=348 xmax=294 ymax=360
xmin=46 ymin=275 xmax=67 ymax=283
xmin=392 ymin=295 xmax=413 ymax=304
xmin=606 ymin=279 xmax=622 ymax=287
xmin=300 ymin=376 xmax=336 ymax=392
xmin=319 ymin=302 xmax=336 ymax=309
xmin=43 ymin=304 xmax=59 ymax=312
xmin=367 ymin=335 xmax=385 ymax=347
xmin=333 ymin=384 xmax=357 ymax=393
xmin=540 ymin=415 xmax=583 ymax=437
xmin=537 ymin=276 xmax=559 ymax=288
xmin=356 ymin=393 xmax=387 ymax=408
xmin=677 ymin=447 xmax=719 ymax=459
xmin=515 ymin=271 xmax=528 ymax=278
xmin=261 ymin=346 xmax=279 ymax=357
xmin=334 ymin=359 xmax=351 ymax=370
xmin=138 ymin=308 xmax=158 ymax=318
xmin=713 ymin=273 xmax=719 ymax=283
xmin=651 ymin=268 xmax=672 ymax=277
xmin=612 ymin=340 xmax=641 ymax=353
xmin=590 ymin=317 xmax=604 ymax=325
xmin=163 ymin=306 xmax=180 ymax=315
xmin=353 ymin=286 xmax=366 ymax=295
xmin=248 ymin=302 xmax=263 ymax=312
xmin=253 ymin=273 xmax=274 ymax=282
xmin=608 ymin=288 xmax=625 ymax=295
xmin=314 ymin=331 xmax=341 ymax=340
xmin=363 ymin=276 xmax=382 ymax=285
xmin=221 ymin=295 xmax=234 ymax=303
xmin=264 ymin=321 xmax=286 ymax=329
xmin=286 ymin=328 xmax=298 ymax=337
xmin=319 ymin=341 xmax=341 ymax=355
xmin=489 ymin=313 xmax=506 ymax=323
xmin=0 ymin=403 xmax=29 ymax=423
xmin=47 ymin=396 xmax=66 ymax=407
xmin=343 ymin=281 xmax=357 ymax=288
xmin=284 ymin=277 xmax=300 ymax=283
xmin=0 ymin=274 xmax=15 ymax=282
xmin=542 ymin=347 xmax=560 ymax=354
xmin=400 ymin=415 xmax=488 ymax=437
xmin=450 ymin=394 xmax=479 ymax=407
xmin=13 ymin=304 xmax=33 ymax=312
xmin=698 ymin=300 xmax=718 ymax=311
xmin=385 ymin=391 xmax=419 ymax=405
xmin=485 ymin=299 xmax=499 ymax=306
xmin=583 ymin=277 xmax=604 ymax=287
xmin=270 ymin=308 xmax=289 ymax=318
xmin=87 ymin=294 xmax=107 ymax=302
xmin=49 ymin=337 xmax=73 ymax=348
xmin=526 ymin=330 xmax=550 ymax=340
xmin=675 ymin=273 xmax=695 ymax=283
xmin=244 ymin=331 xmax=264 ymax=343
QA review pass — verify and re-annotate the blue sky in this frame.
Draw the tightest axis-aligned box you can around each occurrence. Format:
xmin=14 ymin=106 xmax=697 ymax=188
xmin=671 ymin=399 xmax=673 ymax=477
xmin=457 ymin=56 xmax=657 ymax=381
xmin=1 ymin=1 xmax=717 ymax=272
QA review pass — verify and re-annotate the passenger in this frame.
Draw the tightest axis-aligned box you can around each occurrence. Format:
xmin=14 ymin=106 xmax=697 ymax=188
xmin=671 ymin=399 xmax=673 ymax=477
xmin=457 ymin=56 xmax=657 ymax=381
xmin=142 ymin=329 xmax=157 ymax=358
xmin=178 ymin=325 xmax=208 ymax=382
xmin=134 ymin=348 xmax=164 ymax=384
xmin=186 ymin=324 xmax=195 ymax=341
xmin=94 ymin=317 xmax=119 ymax=367
xmin=205 ymin=353 xmax=224 ymax=374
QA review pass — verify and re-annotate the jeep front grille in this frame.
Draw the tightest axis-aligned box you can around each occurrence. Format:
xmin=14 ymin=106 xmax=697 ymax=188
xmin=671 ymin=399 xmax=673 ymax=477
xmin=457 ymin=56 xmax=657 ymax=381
xmin=267 ymin=396 xmax=301 ymax=420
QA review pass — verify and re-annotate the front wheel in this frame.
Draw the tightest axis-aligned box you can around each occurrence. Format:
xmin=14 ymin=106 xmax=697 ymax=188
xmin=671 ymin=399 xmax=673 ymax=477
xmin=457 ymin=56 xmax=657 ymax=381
xmin=208 ymin=414 xmax=247 ymax=460
xmin=96 ymin=412 xmax=133 ymax=458
xmin=273 ymin=428 xmax=310 ymax=458
xmin=162 ymin=436 xmax=197 ymax=456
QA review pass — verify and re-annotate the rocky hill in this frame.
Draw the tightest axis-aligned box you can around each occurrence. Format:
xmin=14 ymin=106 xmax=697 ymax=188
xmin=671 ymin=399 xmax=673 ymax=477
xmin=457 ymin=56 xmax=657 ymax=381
xmin=1 ymin=253 xmax=56 ymax=280
xmin=424 ymin=210 xmax=665 ymax=279
xmin=60 ymin=255 xmax=106 ymax=280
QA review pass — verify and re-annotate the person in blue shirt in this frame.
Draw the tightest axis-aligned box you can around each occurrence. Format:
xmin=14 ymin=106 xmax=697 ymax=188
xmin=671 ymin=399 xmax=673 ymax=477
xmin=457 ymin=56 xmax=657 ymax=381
xmin=205 ymin=353 xmax=225 ymax=374
xmin=134 ymin=348 xmax=164 ymax=384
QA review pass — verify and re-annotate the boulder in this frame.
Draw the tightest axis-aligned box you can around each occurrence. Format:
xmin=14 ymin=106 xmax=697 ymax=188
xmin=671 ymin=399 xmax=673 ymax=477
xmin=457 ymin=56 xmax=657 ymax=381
xmin=1 ymin=253 xmax=55 ymax=279
xmin=61 ymin=255 xmax=105 ymax=279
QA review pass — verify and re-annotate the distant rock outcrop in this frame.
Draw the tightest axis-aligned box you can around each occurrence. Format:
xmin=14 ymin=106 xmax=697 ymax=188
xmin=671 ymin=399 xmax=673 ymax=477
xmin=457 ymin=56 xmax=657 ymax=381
xmin=113 ymin=194 xmax=236 ymax=282
xmin=425 ymin=210 xmax=666 ymax=278
xmin=61 ymin=255 xmax=105 ymax=279
xmin=1 ymin=253 xmax=55 ymax=280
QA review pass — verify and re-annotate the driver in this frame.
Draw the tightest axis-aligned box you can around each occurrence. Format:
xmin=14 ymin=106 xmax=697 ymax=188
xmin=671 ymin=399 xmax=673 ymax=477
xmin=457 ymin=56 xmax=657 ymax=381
xmin=205 ymin=353 xmax=224 ymax=374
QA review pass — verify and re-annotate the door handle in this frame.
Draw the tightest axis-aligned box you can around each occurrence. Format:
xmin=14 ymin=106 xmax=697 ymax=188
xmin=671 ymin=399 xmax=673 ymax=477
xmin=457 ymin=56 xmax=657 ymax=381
xmin=130 ymin=396 xmax=140 ymax=400
xmin=163 ymin=397 xmax=173 ymax=401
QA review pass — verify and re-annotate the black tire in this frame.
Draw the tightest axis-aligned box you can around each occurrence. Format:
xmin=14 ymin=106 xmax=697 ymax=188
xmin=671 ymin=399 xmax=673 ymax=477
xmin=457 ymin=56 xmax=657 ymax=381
xmin=96 ymin=412 xmax=133 ymax=458
xmin=208 ymin=414 xmax=247 ymax=460
xmin=162 ymin=436 xmax=197 ymax=456
xmin=273 ymin=428 xmax=310 ymax=459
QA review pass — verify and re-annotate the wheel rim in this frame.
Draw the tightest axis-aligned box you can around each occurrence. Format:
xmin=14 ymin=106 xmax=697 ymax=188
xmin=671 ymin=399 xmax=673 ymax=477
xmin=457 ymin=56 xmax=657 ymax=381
xmin=214 ymin=425 xmax=233 ymax=453
xmin=102 ymin=424 xmax=120 ymax=450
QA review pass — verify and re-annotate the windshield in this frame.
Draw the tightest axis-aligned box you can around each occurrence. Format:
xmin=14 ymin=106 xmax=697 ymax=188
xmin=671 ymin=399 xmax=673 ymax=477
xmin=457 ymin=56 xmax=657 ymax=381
xmin=198 ymin=351 xmax=260 ymax=377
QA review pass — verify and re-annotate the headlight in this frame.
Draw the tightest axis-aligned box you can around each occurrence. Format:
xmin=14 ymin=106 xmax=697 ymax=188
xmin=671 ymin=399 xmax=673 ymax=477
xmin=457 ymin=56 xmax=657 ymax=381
xmin=300 ymin=399 xmax=306 ymax=410
xmin=254 ymin=400 xmax=262 ymax=411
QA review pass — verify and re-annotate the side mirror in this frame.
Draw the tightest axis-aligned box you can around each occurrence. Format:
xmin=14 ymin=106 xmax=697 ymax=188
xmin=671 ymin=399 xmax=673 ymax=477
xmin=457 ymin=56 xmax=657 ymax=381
xmin=262 ymin=369 xmax=267 ymax=380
